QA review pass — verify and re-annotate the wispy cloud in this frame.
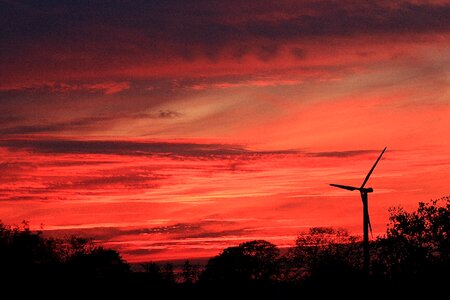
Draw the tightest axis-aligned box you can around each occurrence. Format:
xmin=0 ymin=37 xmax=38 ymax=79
xmin=41 ymin=220 xmax=243 ymax=240
xmin=0 ymin=138 xmax=295 ymax=157
xmin=0 ymin=81 xmax=130 ymax=94
xmin=1 ymin=0 xmax=449 ymax=263
xmin=0 ymin=111 xmax=183 ymax=135
xmin=307 ymin=150 xmax=380 ymax=158
xmin=189 ymin=78 xmax=303 ymax=90
xmin=48 ymin=174 xmax=167 ymax=190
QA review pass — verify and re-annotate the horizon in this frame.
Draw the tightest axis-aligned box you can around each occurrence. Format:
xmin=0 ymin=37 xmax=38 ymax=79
xmin=1 ymin=0 xmax=449 ymax=263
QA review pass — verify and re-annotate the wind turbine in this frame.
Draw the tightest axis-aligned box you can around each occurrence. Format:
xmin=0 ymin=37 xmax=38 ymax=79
xmin=330 ymin=147 xmax=387 ymax=275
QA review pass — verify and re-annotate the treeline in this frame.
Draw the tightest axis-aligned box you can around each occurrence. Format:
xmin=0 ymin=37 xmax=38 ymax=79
xmin=0 ymin=223 xmax=128 ymax=279
xmin=0 ymin=197 xmax=448 ymax=297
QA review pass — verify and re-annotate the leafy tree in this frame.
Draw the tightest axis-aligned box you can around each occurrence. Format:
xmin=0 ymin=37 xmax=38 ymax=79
xmin=0 ymin=222 xmax=61 ymax=279
xmin=181 ymin=260 xmax=200 ymax=284
xmin=200 ymin=240 xmax=280 ymax=284
xmin=287 ymin=227 xmax=360 ymax=281
xmin=387 ymin=196 xmax=449 ymax=257
xmin=161 ymin=263 xmax=176 ymax=283
xmin=142 ymin=262 xmax=163 ymax=282
xmin=140 ymin=261 xmax=177 ymax=286
xmin=373 ymin=196 xmax=450 ymax=284
xmin=66 ymin=245 xmax=129 ymax=279
xmin=0 ymin=221 xmax=129 ymax=281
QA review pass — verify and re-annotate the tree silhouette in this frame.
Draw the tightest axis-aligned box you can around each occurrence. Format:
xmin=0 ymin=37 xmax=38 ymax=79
xmin=0 ymin=221 xmax=129 ymax=283
xmin=1 ymin=196 xmax=448 ymax=295
xmin=372 ymin=196 xmax=450 ymax=288
xmin=66 ymin=245 xmax=129 ymax=279
xmin=200 ymin=240 xmax=280 ymax=285
xmin=0 ymin=222 xmax=59 ymax=279
xmin=181 ymin=260 xmax=201 ymax=284
xmin=387 ymin=196 xmax=450 ymax=257
xmin=141 ymin=262 xmax=164 ymax=282
xmin=161 ymin=263 xmax=176 ymax=283
xmin=287 ymin=227 xmax=362 ymax=289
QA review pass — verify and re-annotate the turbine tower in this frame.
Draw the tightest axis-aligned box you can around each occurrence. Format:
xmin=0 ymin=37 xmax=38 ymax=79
xmin=330 ymin=147 xmax=387 ymax=275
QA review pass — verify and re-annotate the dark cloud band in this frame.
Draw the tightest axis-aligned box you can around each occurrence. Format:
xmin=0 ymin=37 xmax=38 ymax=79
xmin=2 ymin=0 xmax=449 ymax=69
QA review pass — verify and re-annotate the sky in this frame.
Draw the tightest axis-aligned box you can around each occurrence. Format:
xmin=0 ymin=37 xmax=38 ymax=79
xmin=0 ymin=0 xmax=449 ymax=262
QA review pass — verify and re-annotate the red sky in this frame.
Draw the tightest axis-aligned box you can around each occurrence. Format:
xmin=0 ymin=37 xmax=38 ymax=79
xmin=1 ymin=0 xmax=449 ymax=262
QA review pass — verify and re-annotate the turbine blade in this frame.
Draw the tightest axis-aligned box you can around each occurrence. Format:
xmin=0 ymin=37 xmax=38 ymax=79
xmin=330 ymin=184 xmax=359 ymax=191
xmin=368 ymin=214 xmax=373 ymax=239
xmin=360 ymin=147 xmax=387 ymax=189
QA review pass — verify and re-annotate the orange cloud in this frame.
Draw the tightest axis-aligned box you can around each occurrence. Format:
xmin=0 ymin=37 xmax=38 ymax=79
xmin=1 ymin=137 xmax=448 ymax=261
xmin=1 ymin=0 xmax=449 ymax=262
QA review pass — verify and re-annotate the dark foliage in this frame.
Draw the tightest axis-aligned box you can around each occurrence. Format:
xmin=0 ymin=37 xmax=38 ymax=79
xmin=0 ymin=223 xmax=129 ymax=282
xmin=181 ymin=260 xmax=201 ymax=284
xmin=0 ymin=196 xmax=448 ymax=297
xmin=372 ymin=196 xmax=450 ymax=290
xmin=286 ymin=227 xmax=364 ymax=291
xmin=200 ymin=240 xmax=280 ymax=285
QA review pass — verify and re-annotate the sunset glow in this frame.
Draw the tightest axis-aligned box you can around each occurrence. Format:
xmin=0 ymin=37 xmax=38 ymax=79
xmin=1 ymin=0 xmax=449 ymax=262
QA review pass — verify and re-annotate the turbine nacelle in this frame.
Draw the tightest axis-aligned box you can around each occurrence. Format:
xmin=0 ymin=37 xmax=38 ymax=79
xmin=362 ymin=187 xmax=373 ymax=193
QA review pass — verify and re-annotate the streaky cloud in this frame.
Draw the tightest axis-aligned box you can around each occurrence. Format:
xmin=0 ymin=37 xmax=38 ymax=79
xmin=307 ymin=150 xmax=381 ymax=158
xmin=0 ymin=138 xmax=297 ymax=157
xmin=0 ymin=81 xmax=130 ymax=94
xmin=41 ymin=220 xmax=242 ymax=241
xmin=0 ymin=111 xmax=183 ymax=135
